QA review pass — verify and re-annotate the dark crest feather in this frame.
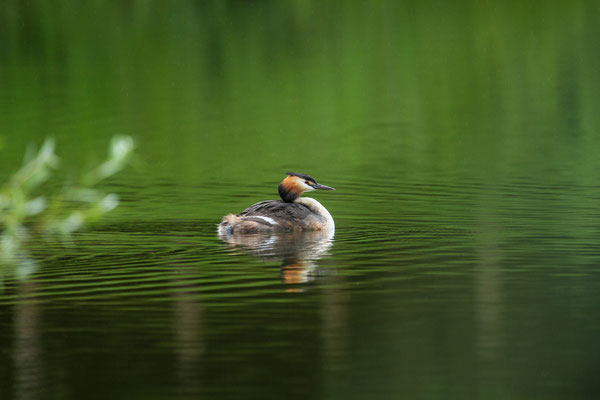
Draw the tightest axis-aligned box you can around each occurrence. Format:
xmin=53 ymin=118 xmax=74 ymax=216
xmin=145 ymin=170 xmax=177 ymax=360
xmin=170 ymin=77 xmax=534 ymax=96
xmin=285 ymin=172 xmax=316 ymax=182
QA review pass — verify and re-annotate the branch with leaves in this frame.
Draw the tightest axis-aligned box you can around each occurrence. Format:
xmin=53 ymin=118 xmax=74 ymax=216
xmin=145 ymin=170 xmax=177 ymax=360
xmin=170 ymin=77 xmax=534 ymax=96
xmin=0 ymin=135 xmax=134 ymax=276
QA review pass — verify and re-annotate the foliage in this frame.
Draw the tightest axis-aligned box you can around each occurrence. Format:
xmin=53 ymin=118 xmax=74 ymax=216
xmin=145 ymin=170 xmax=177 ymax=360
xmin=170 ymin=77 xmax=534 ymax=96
xmin=0 ymin=135 xmax=134 ymax=277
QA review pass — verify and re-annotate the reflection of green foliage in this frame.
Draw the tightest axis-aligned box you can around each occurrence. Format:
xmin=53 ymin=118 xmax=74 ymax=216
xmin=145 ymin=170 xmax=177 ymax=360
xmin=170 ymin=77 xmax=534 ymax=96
xmin=0 ymin=135 xmax=134 ymax=278
xmin=3 ymin=1 xmax=598 ymax=184
xmin=0 ymin=1 xmax=598 ymax=220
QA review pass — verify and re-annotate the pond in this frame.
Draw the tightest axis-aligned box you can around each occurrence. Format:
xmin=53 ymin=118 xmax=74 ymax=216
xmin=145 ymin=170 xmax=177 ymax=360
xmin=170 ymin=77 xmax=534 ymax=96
xmin=1 ymin=2 xmax=600 ymax=399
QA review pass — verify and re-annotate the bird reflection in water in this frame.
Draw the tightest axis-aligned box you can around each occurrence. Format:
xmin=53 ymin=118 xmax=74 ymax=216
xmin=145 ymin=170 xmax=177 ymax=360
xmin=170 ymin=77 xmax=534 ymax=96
xmin=218 ymin=229 xmax=334 ymax=289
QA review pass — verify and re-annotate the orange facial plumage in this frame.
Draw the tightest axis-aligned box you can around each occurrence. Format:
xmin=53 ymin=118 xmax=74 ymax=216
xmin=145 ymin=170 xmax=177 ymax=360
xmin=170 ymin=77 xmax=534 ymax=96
xmin=279 ymin=176 xmax=304 ymax=202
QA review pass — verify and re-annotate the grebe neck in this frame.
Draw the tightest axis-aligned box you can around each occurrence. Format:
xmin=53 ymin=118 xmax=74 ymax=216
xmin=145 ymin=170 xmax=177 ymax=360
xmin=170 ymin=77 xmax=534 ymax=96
xmin=278 ymin=183 xmax=299 ymax=202
xmin=295 ymin=197 xmax=335 ymax=232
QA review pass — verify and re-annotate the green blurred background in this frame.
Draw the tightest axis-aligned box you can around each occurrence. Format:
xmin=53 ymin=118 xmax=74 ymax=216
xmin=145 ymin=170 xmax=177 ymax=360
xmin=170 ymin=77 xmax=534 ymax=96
xmin=2 ymin=1 xmax=599 ymax=186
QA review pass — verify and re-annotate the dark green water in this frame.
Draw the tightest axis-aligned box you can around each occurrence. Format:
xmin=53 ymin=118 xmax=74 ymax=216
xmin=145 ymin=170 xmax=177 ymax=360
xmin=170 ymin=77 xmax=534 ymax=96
xmin=2 ymin=1 xmax=600 ymax=399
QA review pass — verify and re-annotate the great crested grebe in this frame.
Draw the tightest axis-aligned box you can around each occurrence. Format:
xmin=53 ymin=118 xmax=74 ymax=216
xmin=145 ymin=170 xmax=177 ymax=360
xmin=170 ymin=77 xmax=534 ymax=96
xmin=218 ymin=172 xmax=335 ymax=235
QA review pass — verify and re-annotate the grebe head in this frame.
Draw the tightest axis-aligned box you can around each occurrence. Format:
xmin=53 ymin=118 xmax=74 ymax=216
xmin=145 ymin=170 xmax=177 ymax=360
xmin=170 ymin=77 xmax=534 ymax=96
xmin=278 ymin=172 xmax=335 ymax=203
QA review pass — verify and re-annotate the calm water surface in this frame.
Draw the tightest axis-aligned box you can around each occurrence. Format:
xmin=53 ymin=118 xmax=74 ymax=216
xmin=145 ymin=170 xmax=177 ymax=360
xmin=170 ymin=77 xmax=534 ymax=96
xmin=1 ymin=2 xmax=600 ymax=399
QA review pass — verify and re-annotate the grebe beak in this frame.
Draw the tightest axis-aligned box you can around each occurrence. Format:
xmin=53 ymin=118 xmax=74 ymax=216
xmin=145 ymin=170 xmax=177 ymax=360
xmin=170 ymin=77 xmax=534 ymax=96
xmin=312 ymin=183 xmax=335 ymax=191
